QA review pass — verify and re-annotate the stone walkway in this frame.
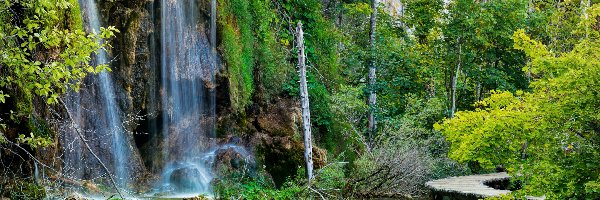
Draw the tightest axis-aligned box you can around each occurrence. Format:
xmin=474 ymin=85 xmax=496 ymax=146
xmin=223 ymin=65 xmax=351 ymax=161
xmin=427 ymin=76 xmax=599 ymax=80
xmin=426 ymin=172 xmax=511 ymax=198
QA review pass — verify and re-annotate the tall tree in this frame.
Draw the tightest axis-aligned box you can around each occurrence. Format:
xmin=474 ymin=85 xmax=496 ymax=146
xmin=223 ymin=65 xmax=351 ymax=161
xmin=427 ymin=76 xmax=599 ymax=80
xmin=297 ymin=22 xmax=314 ymax=183
xmin=450 ymin=40 xmax=461 ymax=118
xmin=437 ymin=18 xmax=600 ymax=197
xmin=368 ymin=0 xmax=378 ymax=140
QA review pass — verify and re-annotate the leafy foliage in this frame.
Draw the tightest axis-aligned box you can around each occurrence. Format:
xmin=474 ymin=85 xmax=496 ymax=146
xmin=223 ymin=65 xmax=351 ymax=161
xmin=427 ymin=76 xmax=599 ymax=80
xmin=436 ymin=7 xmax=600 ymax=197
xmin=1 ymin=0 xmax=597 ymax=198
xmin=218 ymin=0 xmax=255 ymax=111
xmin=214 ymin=167 xmax=303 ymax=200
xmin=0 ymin=0 xmax=116 ymax=145
xmin=0 ymin=0 xmax=116 ymax=105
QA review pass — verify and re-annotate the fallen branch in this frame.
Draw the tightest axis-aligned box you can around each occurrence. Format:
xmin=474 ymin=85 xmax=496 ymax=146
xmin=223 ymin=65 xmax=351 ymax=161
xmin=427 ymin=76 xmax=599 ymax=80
xmin=308 ymin=186 xmax=325 ymax=200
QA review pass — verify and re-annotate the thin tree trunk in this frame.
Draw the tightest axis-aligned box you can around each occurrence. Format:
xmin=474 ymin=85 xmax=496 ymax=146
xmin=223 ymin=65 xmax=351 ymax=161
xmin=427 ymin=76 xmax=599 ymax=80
xmin=476 ymin=64 xmax=482 ymax=102
xmin=210 ymin=0 xmax=217 ymax=48
xmin=368 ymin=0 xmax=378 ymax=141
xmin=475 ymin=70 xmax=481 ymax=102
xmin=451 ymin=42 xmax=461 ymax=118
xmin=582 ymin=0 xmax=590 ymax=38
xmin=297 ymin=22 xmax=314 ymax=183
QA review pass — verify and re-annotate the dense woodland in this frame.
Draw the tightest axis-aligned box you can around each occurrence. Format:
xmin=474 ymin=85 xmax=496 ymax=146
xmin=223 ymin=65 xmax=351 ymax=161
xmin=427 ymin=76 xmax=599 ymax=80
xmin=0 ymin=0 xmax=599 ymax=199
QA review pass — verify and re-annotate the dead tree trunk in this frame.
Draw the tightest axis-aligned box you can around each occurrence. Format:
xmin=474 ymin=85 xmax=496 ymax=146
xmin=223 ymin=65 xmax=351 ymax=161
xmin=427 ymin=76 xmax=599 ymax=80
xmin=451 ymin=41 xmax=461 ymax=118
xmin=476 ymin=64 xmax=482 ymax=102
xmin=367 ymin=0 xmax=378 ymax=142
xmin=210 ymin=0 xmax=216 ymax=47
xmin=582 ymin=0 xmax=591 ymax=38
xmin=297 ymin=22 xmax=314 ymax=183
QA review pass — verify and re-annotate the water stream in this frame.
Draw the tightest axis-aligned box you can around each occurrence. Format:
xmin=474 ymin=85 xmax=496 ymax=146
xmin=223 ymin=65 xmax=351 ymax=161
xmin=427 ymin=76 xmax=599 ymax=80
xmin=80 ymin=0 xmax=130 ymax=186
xmin=157 ymin=0 xmax=218 ymax=194
xmin=62 ymin=0 xmax=132 ymax=189
xmin=63 ymin=0 xmax=227 ymax=197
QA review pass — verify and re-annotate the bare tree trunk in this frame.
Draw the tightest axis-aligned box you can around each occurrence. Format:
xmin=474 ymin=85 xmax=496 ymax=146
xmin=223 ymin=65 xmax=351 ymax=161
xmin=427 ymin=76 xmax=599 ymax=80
xmin=475 ymin=64 xmax=482 ymax=102
xmin=451 ymin=42 xmax=461 ymax=118
xmin=582 ymin=0 xmax=590 ymax=38
xmin=368 ymin=0 xmax=378 ymax=142
xmin=297 ymin=22 xmax=314 ymax=183
xmin=210 ymin=0 xmax=217 ymax=48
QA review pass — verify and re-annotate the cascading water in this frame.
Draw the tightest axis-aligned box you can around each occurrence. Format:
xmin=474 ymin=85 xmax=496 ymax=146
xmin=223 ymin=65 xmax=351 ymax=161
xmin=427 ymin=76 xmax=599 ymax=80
xmin=157 ymin=0 xmax=218 ymax=195
xmin=81 ymin=0 xmax=130 ymax=186
xmin=60 ymin=0 xmax=132 ymax=190
xmin=62 ymin=0 xmax=247 ymax=197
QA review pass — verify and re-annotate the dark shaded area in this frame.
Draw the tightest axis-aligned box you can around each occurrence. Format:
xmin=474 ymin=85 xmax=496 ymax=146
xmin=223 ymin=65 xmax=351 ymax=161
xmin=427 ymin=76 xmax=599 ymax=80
xmin=256 ymin=138 xmax=304 ymax=187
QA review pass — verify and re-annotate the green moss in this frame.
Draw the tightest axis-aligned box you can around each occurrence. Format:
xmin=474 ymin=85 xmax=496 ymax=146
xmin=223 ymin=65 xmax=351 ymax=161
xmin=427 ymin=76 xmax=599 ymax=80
xmin=15 ymin=87 xmax=33 ymax=117
xmin=27 ymin=116 xmax=52 ymax=138
xmin=218 ymin=0 xmax=255 ymax=112
xmin=67 ymin=0 xmax=84 ymax=30
xmin=218 ymin=0 xmax=340 ymax=148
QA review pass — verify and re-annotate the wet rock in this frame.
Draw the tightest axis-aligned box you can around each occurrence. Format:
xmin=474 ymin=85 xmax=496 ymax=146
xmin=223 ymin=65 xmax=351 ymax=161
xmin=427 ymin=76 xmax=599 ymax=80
xmin=213 ymin=146 xmax=255 ymax=175
xmin=168 ymin=166 xmax=211 ymax=192
xmin=218 ymin=98 xmax=327 ymax=187
xmin=65 ymin=192 xmax=85 ymax=200
xmin=255 ymin=134 xmax=304 ymax=186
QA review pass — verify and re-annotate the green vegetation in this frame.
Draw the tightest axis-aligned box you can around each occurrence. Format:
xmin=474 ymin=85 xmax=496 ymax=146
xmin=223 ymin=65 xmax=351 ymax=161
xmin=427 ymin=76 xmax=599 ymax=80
xmin=0 ymin=0 xmax=115 ymax=197
xmin=0 ymin=0 xmax=598 ymax=198
xmin=437 ymin=15 xmax=600 ymax=198
xmin=218 ymin=0 xmax=255 ymax=111
xmin=1 ymin=180 xmax=46 ymax=200
xmin=217 ymin=0 xmax=599 ymax=198
xmin=0 ymin=0 xmax=116 ymax=105
xmin=0 ymin=0 xmax=116 ymax=145
xmin=215 ymin=174 xmax=303 ymax=200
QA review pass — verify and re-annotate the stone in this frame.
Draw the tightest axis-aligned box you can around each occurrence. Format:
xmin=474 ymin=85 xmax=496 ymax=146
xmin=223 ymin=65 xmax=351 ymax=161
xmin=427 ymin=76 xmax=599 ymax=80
xmin=65 ymin=192 xmax=86 ymax=200
xmin=168 ymin=167 xmax=210 ymax=192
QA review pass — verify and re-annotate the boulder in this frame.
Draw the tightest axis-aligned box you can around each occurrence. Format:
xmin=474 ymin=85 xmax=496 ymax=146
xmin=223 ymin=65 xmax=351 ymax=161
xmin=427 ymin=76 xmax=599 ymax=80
xmin=168 ymin=166 xmax=211 ymax=192
xmin=213 ymin=145 xmax=256 ymax=177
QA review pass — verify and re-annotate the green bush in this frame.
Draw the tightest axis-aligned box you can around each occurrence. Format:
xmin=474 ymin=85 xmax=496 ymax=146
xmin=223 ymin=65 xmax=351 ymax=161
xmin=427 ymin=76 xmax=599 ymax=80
xmin=213 ymin=169 xmax=303 ymax=200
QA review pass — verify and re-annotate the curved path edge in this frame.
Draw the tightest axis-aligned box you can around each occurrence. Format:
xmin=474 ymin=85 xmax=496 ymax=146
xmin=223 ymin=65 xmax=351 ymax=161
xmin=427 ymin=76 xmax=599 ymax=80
xmin=425 ymin=172 xmax=511 ymax=198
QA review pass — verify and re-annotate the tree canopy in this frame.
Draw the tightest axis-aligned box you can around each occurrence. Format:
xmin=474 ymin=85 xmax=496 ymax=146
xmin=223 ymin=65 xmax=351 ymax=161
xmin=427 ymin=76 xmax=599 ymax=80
xmin=436 ymin=5 xmax=600 ymax=198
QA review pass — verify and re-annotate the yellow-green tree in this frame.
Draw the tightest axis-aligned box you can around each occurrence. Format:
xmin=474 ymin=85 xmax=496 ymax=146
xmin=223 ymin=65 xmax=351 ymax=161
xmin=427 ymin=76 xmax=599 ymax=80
xmin=435 ymin=5 xmax=600 ymax=198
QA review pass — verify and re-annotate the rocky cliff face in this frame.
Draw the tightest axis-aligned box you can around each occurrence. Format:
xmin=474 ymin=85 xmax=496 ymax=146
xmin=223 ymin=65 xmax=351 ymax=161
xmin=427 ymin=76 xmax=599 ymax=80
xmin=98 ymin=0 xmax=156 ymax=131
xmin=73 ymin=0 xmax=325 ymax=189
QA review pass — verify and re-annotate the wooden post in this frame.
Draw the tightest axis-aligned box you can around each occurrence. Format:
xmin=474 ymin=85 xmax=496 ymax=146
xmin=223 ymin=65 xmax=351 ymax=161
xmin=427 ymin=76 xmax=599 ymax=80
xmin=297 ymin=21 xmax=314 ymax=183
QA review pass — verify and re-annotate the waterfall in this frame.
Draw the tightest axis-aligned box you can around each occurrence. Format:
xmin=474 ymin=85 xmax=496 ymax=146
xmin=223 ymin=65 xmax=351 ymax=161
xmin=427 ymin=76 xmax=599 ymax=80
xmin=61 ymin=0 xmax=132 ymax=189
xmin=157 ymin=0 xmax=218 ymax=194
xmin=86 ymin=0 xmax=130 ymax=185
xmin=62 ymin=0 xmax=222 ymax=196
